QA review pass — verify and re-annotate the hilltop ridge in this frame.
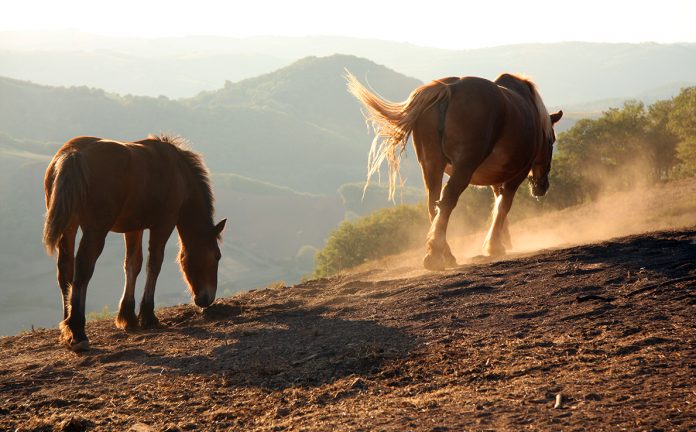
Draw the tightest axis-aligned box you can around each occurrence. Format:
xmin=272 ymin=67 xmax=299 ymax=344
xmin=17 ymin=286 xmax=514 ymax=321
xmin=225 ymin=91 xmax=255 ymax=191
xmin=1 ymin=228 xmax=694 ymax=431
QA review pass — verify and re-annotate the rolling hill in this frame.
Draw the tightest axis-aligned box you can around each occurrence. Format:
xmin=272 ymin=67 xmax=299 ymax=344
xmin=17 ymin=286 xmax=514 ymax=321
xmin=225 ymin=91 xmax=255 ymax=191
xmin=0 ymin=54 xmax=422 ymax=192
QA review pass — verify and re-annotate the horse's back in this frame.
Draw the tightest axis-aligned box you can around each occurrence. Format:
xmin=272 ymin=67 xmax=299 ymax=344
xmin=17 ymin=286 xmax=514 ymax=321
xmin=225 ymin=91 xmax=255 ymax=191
xmin=415 ymin=77 xmax=506 ymax=165
xmin=447 ymin=77 xmax=507 ymax=133
xmin=417 ymin=76 xmax=540 ymax=185
xmin=47 ymin=136 xmax=185 ymax=232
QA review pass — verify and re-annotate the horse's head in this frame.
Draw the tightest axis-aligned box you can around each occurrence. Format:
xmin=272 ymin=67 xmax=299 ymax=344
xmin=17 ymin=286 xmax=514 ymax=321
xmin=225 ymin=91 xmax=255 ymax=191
xmin=529 ymin=110 xmax=563 ymax=197
xmin=179 ymin=219 xmax=226 ymax=308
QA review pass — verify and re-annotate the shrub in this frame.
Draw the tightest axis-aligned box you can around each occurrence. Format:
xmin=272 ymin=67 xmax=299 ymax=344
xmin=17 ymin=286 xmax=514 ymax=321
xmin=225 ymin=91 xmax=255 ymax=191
xmin=313 ymin=204 xmax=429 ymax=277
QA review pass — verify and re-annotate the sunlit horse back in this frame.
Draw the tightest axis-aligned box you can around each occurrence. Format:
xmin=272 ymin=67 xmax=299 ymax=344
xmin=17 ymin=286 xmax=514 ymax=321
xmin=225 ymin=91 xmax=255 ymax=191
xmin=347 ymin=72 xmax=562 ymax=270
xmin=43 ymin=134 xmax=226 ymax=351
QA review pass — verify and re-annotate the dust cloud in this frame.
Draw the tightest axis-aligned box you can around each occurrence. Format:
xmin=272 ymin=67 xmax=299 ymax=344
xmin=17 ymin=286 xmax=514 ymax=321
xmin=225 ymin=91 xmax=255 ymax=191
xmin=457 ymin=177 xmax=696 ymax=260
xmin=357 ymin=177 xmax=696 ymax=279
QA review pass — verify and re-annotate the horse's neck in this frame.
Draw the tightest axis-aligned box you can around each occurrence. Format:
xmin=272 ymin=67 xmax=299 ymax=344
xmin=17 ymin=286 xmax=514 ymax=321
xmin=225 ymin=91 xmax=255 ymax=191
xmin=176 ymin=189 xmax=212 ymax=241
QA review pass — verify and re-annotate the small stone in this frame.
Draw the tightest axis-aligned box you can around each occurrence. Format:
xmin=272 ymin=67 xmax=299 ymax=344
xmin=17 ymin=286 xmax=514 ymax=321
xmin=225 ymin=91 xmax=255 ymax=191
xmin=59 ymin=416 xmax=93 ymax=432
xmin=584 ymin=392 xmax=602 ymax=401
xmin=553 ymin=393 xmax=563 ymax=409
xmin=274 ymin=407 xmax=290 ymax=418
xmin=350 ymin=377 xmax=367 ymax=390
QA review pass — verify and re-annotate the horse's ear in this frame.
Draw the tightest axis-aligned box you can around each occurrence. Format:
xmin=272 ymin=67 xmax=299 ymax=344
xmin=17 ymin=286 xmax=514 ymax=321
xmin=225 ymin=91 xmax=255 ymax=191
xmin=550 ymin=110 xmax=563 ymax=124
xmin=214 ymin=219 xmax=227 ymax=236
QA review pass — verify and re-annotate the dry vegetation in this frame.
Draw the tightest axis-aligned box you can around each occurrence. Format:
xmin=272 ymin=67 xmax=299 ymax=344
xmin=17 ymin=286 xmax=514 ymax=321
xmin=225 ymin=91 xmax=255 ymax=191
xmin=1 ymin=225 xmax=695 ymax=431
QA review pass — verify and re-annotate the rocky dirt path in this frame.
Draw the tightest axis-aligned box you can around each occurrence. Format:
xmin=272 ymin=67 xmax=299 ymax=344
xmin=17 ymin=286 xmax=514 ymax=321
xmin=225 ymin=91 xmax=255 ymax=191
xmin=1 ymin=228 xmax=695 ymax=431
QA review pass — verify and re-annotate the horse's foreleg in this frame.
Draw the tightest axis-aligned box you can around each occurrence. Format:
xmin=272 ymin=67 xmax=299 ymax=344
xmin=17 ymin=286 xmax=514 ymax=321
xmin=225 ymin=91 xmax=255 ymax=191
xmin=115 ymin=230 xmax=143 ymax=331
xmin=483 ymin=183 xmax=520 ymax=256
xmin=56 ymin=224 xmax=77 ymax=321
xmin=60 ymin=228 xmax=107 ymax=352
xmin=424 ymin=167 xmax=471 ymax=270
xmin=138 ymin=225 xmax=174 ymax=328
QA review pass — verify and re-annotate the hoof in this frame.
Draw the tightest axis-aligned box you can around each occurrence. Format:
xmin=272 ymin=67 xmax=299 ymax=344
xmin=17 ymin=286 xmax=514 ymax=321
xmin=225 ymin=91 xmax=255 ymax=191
xmin=114 ymin=313 xmax=139 ymax=331
xmin=138 ymin=313 xmax=162 ymax=329
xmin=443 ymin=253 xmax=458 ymax=268
xmin=59 ymin=320 xmax=89 ymax=352
xmin=423 ymin=253 xmax=445 ymax=271
xmin=68 ymin=339 xmax=90 ymax=352
xmin=483 ymin=241 xmax=506 ymax=257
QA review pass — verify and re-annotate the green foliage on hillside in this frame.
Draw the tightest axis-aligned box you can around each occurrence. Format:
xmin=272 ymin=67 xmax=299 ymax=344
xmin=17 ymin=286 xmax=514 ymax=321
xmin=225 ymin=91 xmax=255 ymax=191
xmin=313 ymin=205 xmax=429 ymax=278
xmin=667 ymin=87 xmax=696 ymax=177
xmin=553 ymin=87 xmax=695 ymax=202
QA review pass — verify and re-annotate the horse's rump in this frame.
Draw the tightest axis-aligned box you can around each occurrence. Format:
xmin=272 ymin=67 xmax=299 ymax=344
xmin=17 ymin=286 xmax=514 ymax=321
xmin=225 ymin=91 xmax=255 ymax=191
xmin=43 ymin=150 xmax=90 ymax=254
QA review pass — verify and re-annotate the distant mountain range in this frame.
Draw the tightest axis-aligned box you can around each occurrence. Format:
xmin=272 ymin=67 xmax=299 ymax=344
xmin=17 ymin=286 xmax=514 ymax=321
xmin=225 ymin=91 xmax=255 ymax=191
xmin=1 ymin=32 xmax=694 ymax=106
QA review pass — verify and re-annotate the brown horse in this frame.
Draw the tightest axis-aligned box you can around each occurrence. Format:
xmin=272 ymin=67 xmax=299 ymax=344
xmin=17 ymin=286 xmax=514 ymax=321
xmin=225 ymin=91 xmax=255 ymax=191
xmin=43 ymin=134 xmax=226 ymax=351
xmin=347 ymin=72 xmax=562 ymax=270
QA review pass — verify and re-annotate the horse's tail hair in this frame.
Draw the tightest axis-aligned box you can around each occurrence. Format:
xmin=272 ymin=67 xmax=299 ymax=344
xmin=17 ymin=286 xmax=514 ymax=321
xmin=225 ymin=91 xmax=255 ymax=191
xmin=346 ymin=70 xmax=451 ymax=201
xmin=43 ymin=151 xmax=89 ymax=255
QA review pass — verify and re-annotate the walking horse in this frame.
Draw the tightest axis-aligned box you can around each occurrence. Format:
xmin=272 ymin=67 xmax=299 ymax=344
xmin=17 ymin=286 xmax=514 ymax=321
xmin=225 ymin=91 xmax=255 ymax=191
xmin=347 ymin=72 xmax=562 ymax=270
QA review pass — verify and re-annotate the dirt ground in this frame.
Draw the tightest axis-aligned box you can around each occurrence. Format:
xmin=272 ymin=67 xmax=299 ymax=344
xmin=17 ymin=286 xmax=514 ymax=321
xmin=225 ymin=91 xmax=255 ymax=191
xmin=1 ymin=228 xmax=695 ymax=431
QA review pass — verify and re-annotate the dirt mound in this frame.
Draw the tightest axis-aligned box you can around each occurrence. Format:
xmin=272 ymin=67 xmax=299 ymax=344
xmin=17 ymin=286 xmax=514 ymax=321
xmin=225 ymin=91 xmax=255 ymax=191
xmin=1 ymin=228 xmax=695 ymax=431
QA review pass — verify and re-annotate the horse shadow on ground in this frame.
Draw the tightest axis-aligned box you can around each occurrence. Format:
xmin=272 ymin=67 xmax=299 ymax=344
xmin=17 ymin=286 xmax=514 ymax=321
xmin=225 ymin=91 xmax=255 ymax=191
xmin=86 ymin=299 xmax=419 ymax=391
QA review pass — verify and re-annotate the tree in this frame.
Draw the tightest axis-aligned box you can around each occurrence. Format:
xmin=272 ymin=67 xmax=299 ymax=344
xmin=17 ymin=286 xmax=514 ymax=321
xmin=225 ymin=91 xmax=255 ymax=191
xmin=668 ymin=87 xmax=696 ymax=177
xmin=646 ymin=99 xmax=679 ymax=180
xmin=554 ymin=99 xmax=685 ymax=199
xmin=313 ymin=205 xmax=428 ymax=277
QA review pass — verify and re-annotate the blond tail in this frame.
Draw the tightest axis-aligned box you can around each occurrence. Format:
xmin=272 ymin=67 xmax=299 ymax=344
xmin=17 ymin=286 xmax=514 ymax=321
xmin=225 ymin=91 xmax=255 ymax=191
xmin=345 ymin=70 xmax=451 ymax=201
xmin=43 ymin=152 xmax=89 ymax=255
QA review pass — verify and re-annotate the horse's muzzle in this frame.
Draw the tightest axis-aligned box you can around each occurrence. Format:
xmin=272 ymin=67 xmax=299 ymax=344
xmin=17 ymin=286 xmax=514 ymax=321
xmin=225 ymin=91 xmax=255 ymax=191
xmin=194 ymin=292 xmax=215 ymax=308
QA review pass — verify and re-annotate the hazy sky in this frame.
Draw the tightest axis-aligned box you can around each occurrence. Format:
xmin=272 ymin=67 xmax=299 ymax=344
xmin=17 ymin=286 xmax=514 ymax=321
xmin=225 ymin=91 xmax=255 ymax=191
xmin=2 ymin=0 xmax=696 ymax=49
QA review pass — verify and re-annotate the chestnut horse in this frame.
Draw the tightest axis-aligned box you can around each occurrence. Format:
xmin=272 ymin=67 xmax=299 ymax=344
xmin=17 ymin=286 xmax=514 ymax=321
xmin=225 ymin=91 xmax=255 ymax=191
xmin=347 ymin=73 xmax=562 ymax=270
xmin=43 ymin=134 xmax=226 ymax=351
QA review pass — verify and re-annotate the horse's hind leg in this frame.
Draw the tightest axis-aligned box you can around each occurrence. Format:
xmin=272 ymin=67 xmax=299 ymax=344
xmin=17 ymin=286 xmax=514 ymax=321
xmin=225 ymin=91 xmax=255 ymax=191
xmin=424 ymin=165 xmax=473 ymax=270
xmin=60 ymin=228 xmax=108 ymax=351
xmin=56 ymin=223 xmax=77 ymax=320
xmin=138 ymin=224 xmax=175 ymax=329
xmin=415 ymin=132 xmax=456 ymax=268
xmin=115 ymin=230 xmax=143 ymax=331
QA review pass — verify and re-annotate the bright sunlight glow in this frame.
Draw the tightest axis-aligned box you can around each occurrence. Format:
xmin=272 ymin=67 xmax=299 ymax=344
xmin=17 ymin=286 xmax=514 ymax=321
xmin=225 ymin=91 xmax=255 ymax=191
xmin=1 ymin=0 xmax=695 ymax=49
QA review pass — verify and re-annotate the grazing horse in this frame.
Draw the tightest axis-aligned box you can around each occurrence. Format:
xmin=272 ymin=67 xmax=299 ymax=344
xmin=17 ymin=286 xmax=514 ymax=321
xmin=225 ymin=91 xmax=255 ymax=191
xmin=347 ymin=72 xmax=562 ymax=270
xmin=43 ymin=134 xmax=226 ymax=351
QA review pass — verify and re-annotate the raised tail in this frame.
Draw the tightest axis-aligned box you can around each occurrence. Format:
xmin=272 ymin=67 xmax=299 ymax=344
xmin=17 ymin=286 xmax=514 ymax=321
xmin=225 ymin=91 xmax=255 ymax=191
xmin=43 ymin=151 xmax=89 ymax=255
xmin=346 ymin=71 xmax=451 ymax=200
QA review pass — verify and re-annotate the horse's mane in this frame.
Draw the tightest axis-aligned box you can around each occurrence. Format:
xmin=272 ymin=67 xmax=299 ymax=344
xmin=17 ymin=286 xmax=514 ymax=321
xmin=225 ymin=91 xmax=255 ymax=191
xmin=148 ymin=133 xmax=217 ymax=235
xmin=496 ymin=73 xmax=552 ymax=139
